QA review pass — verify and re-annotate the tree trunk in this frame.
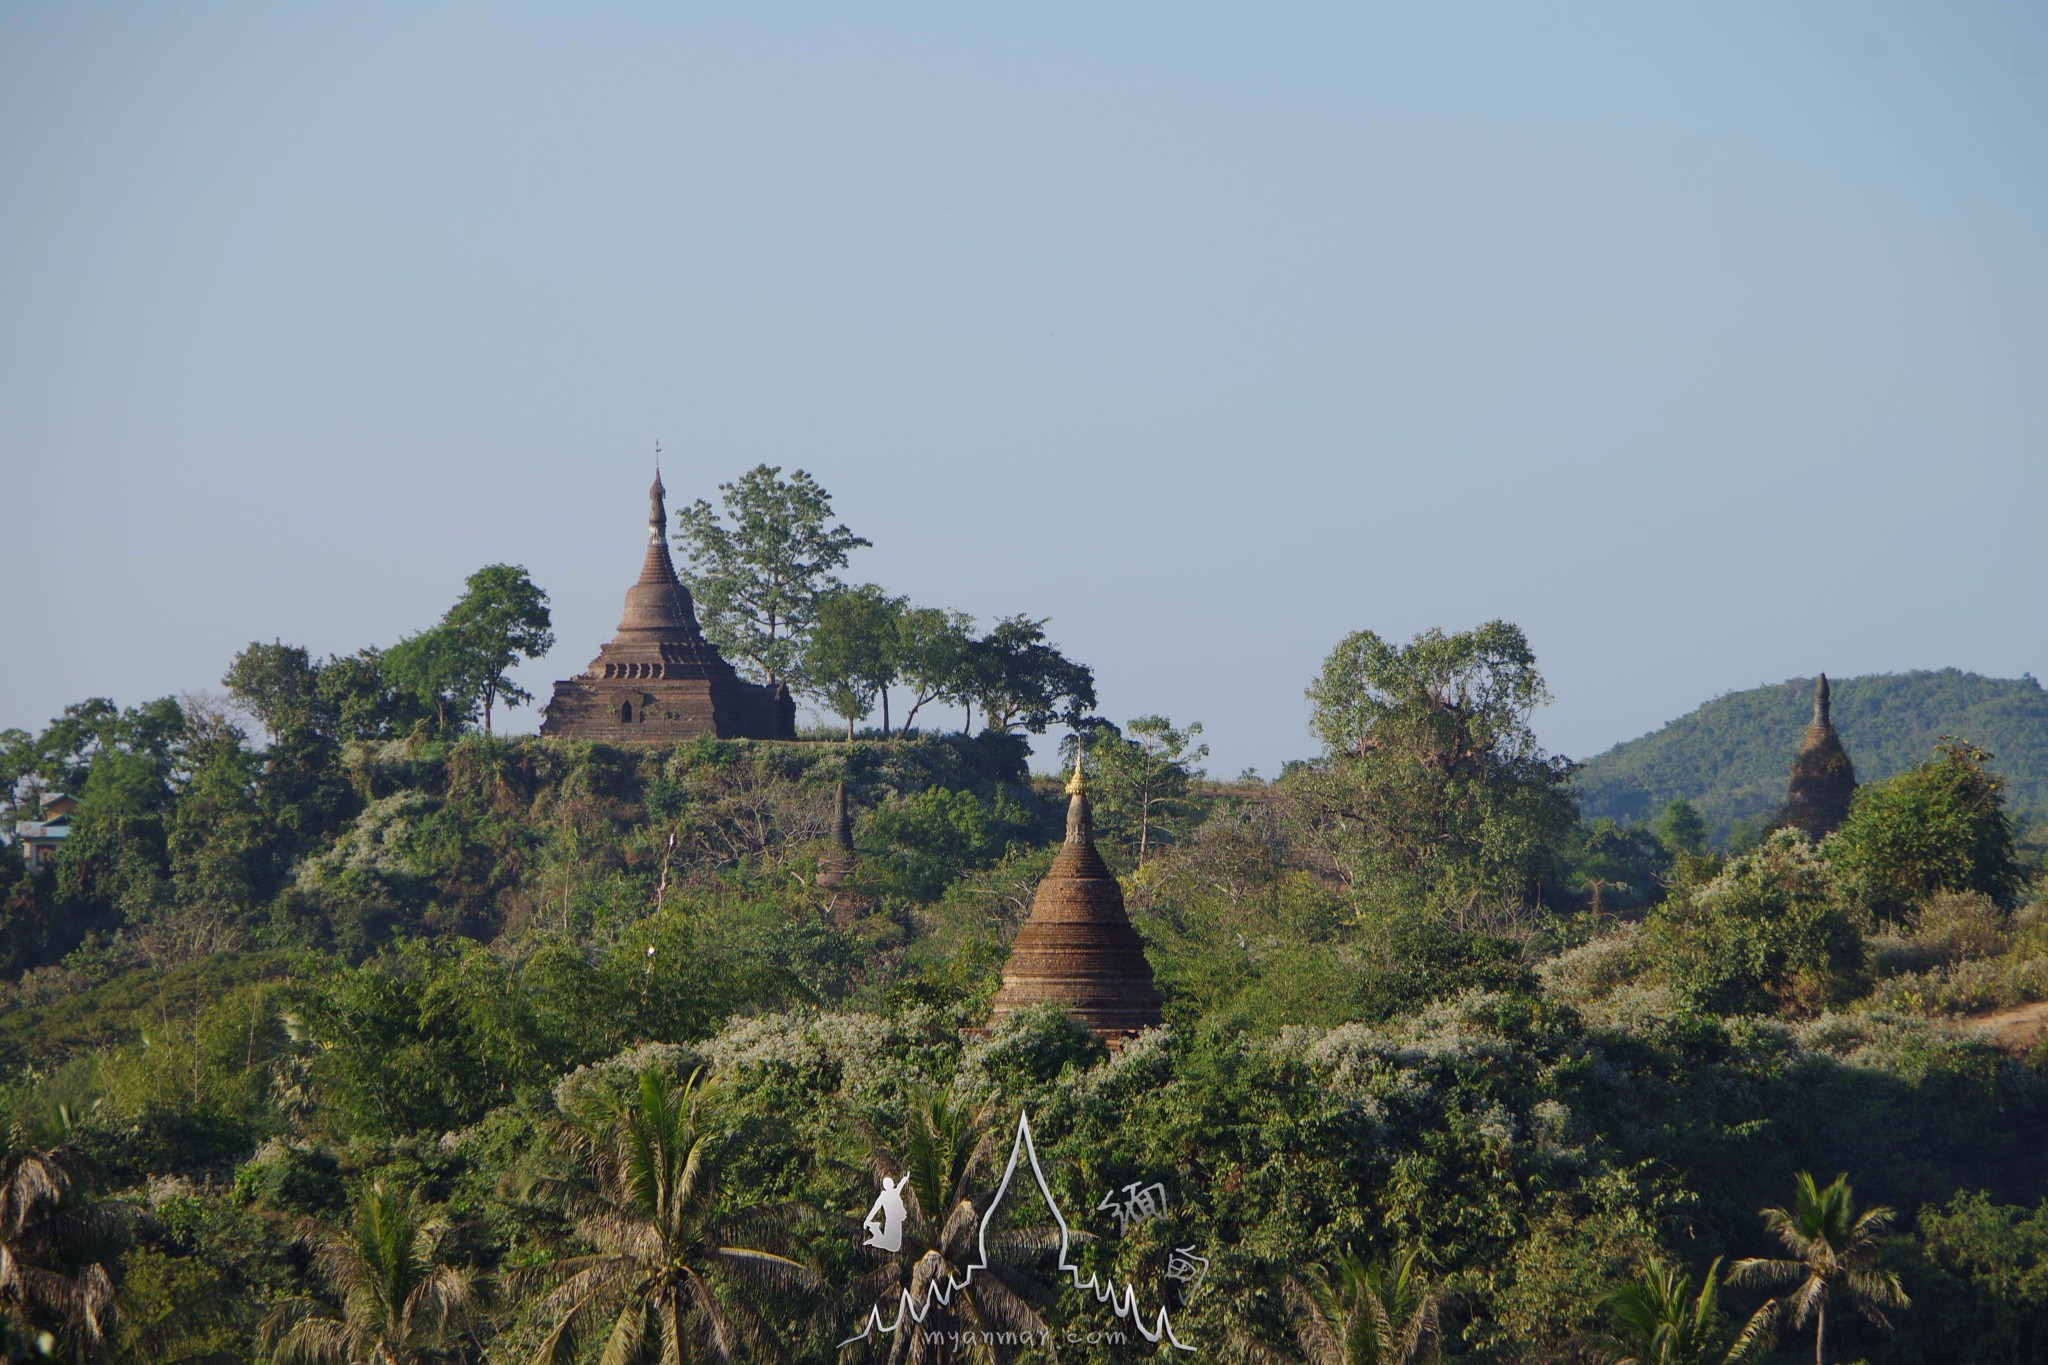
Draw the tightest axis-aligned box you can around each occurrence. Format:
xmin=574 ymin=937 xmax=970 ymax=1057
xmin=846 ymin=714 xmax=855 ymax=740
xmin=1815 ymin=1299 xmax=1826 ymax=1365
xmin=881 ymin=688 xmax=890 ymax=735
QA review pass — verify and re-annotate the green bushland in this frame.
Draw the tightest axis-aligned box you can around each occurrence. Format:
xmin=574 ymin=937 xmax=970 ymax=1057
xmin=1 ymin=636 xmax=2046 ymax=1362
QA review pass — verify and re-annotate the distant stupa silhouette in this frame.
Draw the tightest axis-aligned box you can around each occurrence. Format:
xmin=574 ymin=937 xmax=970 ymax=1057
xmin=1778 ymin=673 xmax=1857 ymax=839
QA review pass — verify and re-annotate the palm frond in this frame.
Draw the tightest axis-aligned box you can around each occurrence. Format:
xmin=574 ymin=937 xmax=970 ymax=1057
xmin=1724 ymin=1297 xmax=1778 ymax=1364
xmin=1724 ymin=1257 xmax=1799 ymax=1290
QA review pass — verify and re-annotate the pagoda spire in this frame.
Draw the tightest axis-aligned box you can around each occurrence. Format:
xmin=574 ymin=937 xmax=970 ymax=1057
xmin=1065 ymin=750 xmax=1092 ymax=843
xmin=649 ymin=442 xmax=668 ymax=547
xmin=1814 ymin=672 xmax=1831 ymax=727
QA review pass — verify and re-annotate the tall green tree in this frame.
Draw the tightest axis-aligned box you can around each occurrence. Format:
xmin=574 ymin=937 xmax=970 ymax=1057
xmin=1291 ymin=621 xmax=1577 ymax=915
xmin=0 ymin=728 xmax=38 ymax=832
xmin=223 ymin=643 xmax=327 ymax=746
xmin=258 ymin=1180 xmax=482 ymax=1365
xmin=961 ymin=616 xmax=1096 ymax=735
xmin=1824 ymin=740 xmax=2025 ymax=921
xmin=1569 ymin=819 xmax=1672 ymax=914
xmin=1069 ymin=716 xmax=1209 ymax=866
xmin=315 ymin=647 xmax=426 ymax=741
xmin=226 ymin=640 xmax=431 ymax=746
xmin=27 ymin=699 xmax=124 ymax=792
xmin=381 ymin=629 xmax=474 ymax=735
xmin=1654 ymin=800 xmax=1709 ymax=858
xmin=1596 ymin=1258 xmax=1772 ymax=1365
xmin=221 ymin=643 xmax=362 ymax=857
xmin=48 ymin=703 xmax=185 ymax=934
xmin=165 ymin=738 xmax=275 ymax=937
xmin=521 ymin=1067 xmax=816 ymax=1364
xmin=802 ymin=584 xmax=904 ymax=737
xmin=384 ymin=565 xmax=554 ymax=736
xmin=893 ymin=607 xmax=976 ymax=737
xmin=441 ymin=563 xmax=554 ymax=736
xmin=1729 ymin=1173 xmax=1908 ymax=1365
xmin=674 ymin=465 xmax=870 ymax=686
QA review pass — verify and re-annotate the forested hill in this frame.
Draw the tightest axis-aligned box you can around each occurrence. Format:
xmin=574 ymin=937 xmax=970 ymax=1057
xmin=1575 ymin=668 xmax=2048 ymax=840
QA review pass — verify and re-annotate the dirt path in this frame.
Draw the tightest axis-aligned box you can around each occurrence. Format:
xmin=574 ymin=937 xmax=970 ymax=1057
xmin=1953 ymin=1000 xmax=2048 ymax=1053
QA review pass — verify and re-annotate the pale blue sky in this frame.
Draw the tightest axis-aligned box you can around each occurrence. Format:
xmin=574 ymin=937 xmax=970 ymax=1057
xmin=4 ymin=3 xmax=2044 ymax=778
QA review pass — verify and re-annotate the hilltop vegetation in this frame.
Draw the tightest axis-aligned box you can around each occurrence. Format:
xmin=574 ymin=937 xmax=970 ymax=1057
xmin=0 ymin=630 xmax=2040 ymax=1362
xmin=2 ymin=472 xmax=2047 ymax=1362
xmin=1576 ymin=670 xmax=2048 ymax=844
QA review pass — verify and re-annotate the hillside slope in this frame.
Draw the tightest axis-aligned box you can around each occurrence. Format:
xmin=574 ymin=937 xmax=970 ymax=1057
xmin=1574 ymin=669 xmax=2048 ymax=840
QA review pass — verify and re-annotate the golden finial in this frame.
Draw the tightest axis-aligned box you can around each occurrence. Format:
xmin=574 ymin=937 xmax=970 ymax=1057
xmin=1066 ymin=750 xmax=1087 ymax=796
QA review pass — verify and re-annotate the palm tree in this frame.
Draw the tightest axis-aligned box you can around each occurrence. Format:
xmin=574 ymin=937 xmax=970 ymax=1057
xmin=1729 ymin=1172 xmax=1909 ymax=1365
xmin=521 ymin=1066 xmax=817 ymax=1364
xmin=1597 ymin=1257 xmax=1773 ymax=1365
xmin=845 ymin=1090 xmax=1056 ymax=1364
xmin=258 ymin=1180 xmax=481 ymax=1364
xmin=1263 ymin=1249 xmax=1441 ymax=1365
xmin=0 ymin=1142 xmax=116 ymax=1362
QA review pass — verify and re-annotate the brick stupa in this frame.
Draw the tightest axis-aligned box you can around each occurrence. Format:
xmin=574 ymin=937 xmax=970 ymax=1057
xmin=817 ymin=782 xmax=866 ymax=926
xmin=539 ymin=470 xmax=796 ymax=743
xmin=986 ymin=756 xmax=1163 ymax=1040
xmin=1778 ymin=673 xmax=1857 ymax=839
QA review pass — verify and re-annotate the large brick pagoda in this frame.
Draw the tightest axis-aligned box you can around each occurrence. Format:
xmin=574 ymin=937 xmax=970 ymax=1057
xmin=539 ymin=471 xmax=796 ymax=743
xmin=986 ymin=755 xmax=1163 ymax=1040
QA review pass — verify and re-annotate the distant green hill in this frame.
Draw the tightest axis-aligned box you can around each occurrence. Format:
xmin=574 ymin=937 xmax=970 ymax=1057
xmin=1574 ymin=669 xmax=2048 ymax=842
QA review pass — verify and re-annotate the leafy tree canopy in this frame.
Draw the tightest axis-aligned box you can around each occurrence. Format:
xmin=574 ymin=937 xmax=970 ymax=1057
xmin=1826 ymin=740 xmax=2025 ymax=921
xmin=674 ymin=464 xmax=870 ymax=686
xmin=962 ymin=614 xmax=1097 ymax=735
xmin=383 ymin=564 xmax=553 ymax=737
xmin=1067 ymin=715 xmax=1209 ymax=866
xmin=799 ymin=583 xmax=903 ymax=736
xmin=1292 ymin=620 xmax=1578 ymax=914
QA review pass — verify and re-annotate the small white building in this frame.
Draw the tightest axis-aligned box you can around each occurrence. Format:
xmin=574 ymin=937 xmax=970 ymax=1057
xmin=16 ymin=792 xmax=77 ymax=870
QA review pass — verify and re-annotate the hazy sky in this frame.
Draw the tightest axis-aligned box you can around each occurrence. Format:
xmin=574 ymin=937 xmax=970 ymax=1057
xmin=5 ymin=3 xmax=2044 ymax=778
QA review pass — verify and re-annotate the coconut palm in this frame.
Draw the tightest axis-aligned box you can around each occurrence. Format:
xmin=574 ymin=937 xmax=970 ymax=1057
xmin=0 ymin=1142 xmax=116 ymax=1362
xmin=1263 ymin=1248 xmax=1441 ymax=1365
xmin=1596 ymin=1257 xmax=1773 ymax=1365
xmin=258 ymin=1179 xmax=481 ymax=1364
xmin=521 ymin=1066 xmax=818 ymax=1364
xmin=1729 ymin=1172 xmax=1909 ymax=1365
xmin=845 ymin=1090 xmax=1056 ymax=1364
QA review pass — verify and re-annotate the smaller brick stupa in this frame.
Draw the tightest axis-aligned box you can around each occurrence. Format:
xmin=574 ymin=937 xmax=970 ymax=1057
xmin=1778 ymin=673 xmax=1857 ymax=839
xmin=539 ymin=467 xmax=796 ymax=743
xmin=816 ymin=782 xmax=864 ymax=926
xmin=986 ymin=755 xmax=1163 ymax=1041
